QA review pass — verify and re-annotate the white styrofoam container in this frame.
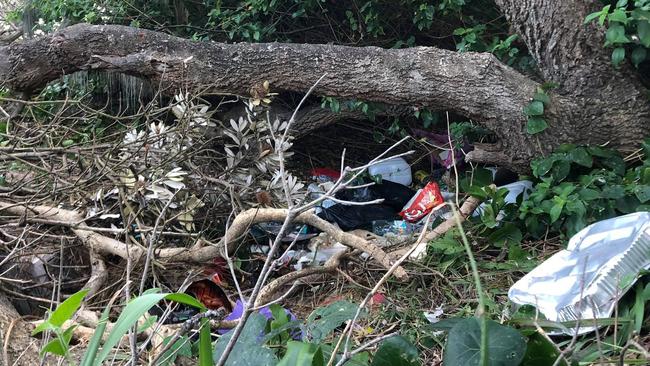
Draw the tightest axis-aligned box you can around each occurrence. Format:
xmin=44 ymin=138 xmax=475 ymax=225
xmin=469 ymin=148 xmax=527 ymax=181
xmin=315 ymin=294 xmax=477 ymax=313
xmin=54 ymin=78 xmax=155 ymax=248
xmin=509 ymin=212 xmax=650 ymax=335
xmin=368 ymin=157 xmax=412 ymax=186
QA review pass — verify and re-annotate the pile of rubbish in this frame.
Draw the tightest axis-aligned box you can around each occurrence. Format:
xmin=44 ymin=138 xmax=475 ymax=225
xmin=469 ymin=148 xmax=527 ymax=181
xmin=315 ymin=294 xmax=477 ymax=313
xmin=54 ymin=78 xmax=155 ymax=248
xmin=251 ymin=155 xmax=531 ymax=270
xmin=253 ymin=157 xmax=446 ymax=269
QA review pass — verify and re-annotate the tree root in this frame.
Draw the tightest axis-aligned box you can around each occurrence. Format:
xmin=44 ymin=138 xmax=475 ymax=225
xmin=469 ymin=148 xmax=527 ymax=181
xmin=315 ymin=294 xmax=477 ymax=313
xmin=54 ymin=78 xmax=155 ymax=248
xmin=0 ymin=202 xmax=408 ymax=284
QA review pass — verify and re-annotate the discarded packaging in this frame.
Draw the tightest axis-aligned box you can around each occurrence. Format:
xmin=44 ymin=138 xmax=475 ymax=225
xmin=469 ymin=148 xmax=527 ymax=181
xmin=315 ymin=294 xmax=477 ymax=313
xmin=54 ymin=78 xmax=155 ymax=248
xmin=372 ymin=220 xmax=421 ymax=236
xmin=317 ymin=179 xmax=414 ymax=230
xmin=508 ymin=212 xmax=650 ymax=335
xmin=399 ymin=182 xmax=444 ymax=222
xmin=368 ymin=157 xmax=412 ymax=186
xmin=294 ymin=242 xmax=347 ymax=270
xmin=310 ymin=167 xmax=341 ymax=182
xmin=220 ymin=300 xmax=300 ymax=339
xmin=307 ymin=183 xmax=336 ymax=210
xmin=318 ymin=203 xmax=398 ymax=231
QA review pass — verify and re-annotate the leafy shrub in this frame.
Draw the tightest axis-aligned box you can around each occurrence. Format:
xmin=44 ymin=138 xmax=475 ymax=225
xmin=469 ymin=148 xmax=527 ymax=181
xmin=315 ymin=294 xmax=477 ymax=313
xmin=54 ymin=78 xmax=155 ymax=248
xmin=520 ymin=141 xmax=650 ymax=238
xmin=585 ymin=0 xmax=650 ymax=67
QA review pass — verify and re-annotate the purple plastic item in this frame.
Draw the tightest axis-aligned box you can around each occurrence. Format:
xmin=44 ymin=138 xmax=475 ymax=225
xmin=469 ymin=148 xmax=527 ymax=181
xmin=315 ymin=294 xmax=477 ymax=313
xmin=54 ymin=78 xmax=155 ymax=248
xmin=219 ymin=300 xmax=301 ymax=339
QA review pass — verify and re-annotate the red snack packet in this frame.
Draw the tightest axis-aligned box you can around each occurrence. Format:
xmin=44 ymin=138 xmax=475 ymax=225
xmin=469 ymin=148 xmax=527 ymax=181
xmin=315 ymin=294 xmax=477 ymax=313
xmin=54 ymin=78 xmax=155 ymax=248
xmin=310 ymin=168 xmax=341 ymax=182
xmin=399 ymin=182 xmax=444 ymax=222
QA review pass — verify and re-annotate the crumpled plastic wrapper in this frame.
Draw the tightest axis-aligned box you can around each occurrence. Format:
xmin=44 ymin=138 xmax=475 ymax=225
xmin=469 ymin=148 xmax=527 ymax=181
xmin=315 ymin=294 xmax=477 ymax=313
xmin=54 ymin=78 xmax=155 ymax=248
xmin=509 ymin=212 xmax=650 ymax=335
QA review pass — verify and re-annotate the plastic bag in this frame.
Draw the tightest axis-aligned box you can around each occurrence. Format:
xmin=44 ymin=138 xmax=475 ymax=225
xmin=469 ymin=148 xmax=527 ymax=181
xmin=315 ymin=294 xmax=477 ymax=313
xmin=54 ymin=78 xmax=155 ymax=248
xmin=334 ymin=178 xmax=415 ymax=211
xmin=317 ymin=204 xmax=398 ymax=231
xmin=399 ymin=182 xmax=444 ymax=222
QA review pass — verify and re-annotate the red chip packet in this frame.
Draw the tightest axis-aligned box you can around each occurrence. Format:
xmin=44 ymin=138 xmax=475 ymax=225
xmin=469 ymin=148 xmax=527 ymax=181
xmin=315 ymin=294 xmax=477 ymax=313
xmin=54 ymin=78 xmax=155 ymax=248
xmin=399 ymin=182 xmax=444 ymax=222
xmin=310 ymin=168 xmax=341 ymax=182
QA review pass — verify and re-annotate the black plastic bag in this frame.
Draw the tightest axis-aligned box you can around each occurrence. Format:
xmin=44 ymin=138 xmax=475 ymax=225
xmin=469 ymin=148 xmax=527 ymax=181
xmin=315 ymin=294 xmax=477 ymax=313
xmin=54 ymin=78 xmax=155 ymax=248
xmin=334 ymin=178 xmax=415 ymax=211
xmin=317 ymin=203 xmax=399 ymax=231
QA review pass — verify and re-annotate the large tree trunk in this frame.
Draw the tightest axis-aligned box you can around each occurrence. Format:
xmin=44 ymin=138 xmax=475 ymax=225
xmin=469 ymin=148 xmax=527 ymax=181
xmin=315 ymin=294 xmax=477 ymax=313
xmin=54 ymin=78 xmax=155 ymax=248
xmin=0 ymin=1 xmax=648 ymax=171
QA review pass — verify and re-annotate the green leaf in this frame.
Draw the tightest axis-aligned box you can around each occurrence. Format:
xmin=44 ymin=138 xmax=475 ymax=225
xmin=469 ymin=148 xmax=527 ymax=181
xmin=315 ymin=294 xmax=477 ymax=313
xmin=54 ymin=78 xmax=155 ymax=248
xmin=213 ymin=313 xmax=277 ymax=366
xmin=532 ymin=92 xmax=550 ymax=105
xmin=602 ymin=185 xmax=625 ymax=199
xmin=587 ymin=145 xmax=616 ymax=158
xmin=584 ymin=11 xmax=603 ymax=24
xmin=521 ymin=333 xmax=567 ymax=366
xmin=472 ymin=167 xmax=495 ymax=187
xmin=487 ymin=224 xmax=523 ymax=248
xmin=158 ymin=335 xmax=193 ymax=366
xmin=526 ymin=117 xmax=548 ymax=134
xmin=632 ymin=9 xmax=650 ymax=22
xmin=270 ymin=303 xmax=290 ymax=328
xmin=524 ymin=101 xmax=544 ymax=116
xmin=531 ymin=156 xmax=557 ymax=178
xmin=95 ymin=292 xmax=206 ymax=364
xmin=34 ymin=289 xmax=88 ymax=335
xmin=641 ymin=167 xmax=650 ymax=185
xmin=508 ymin=244 xmax=529 ymax=262
xmin=198 ymin=318 xmax=213 ymax=366
xmin=569 ymin=147 xmax=593 ymax=167
xmin=549 ymin=202 xmax=564 ymax=223
xmin=550 ymin=160 xmax=571 ymax=182
xmin=599 ymin=5 xmax=612 ymax=25
xmin=278 ymin=341 xmax=324 ymax=366
xmin=41 ymin=338 xmax=68 ymax=357
xmin=584 ymin=5 xmax=610 ymax=25
xmin=443 ymin=318 xmax=526 ymax=366
xmin=269 ymin=303 xmax=290 ymax=343
xmin=635 ymin=185 xmax=650 ymax=203
xmin=330 ymin=98 xmax=340 ymax=113
xmin=612 ymin=47 xmax=626 ymax=67
xmin=606 ymin=24 xmax=630 ymax=45
xmin=371 ymin=336 xmax=419 ymax=366
xmin=638 ymin=20 xmax=650 ymax=48
xmin=165 ymin=293 xmax=208 ymax=311
xmin=631 ymin=46 xmax=647 ymax=67
xmin=305 ymin=301 xmax=361 ymax=344
xmin=608 ymin=9 xmax=628 ymax=24
xmin=467 ymin=185 xmax=489 ymax=200
xmin=62 ymin=139 xmax=75 ymax=147
xmin=41 ymin=325 xmax=77 ymax=356
xmin=428 ymin=318 xmax=463 ymax=331
xmin=480 ymin=205 xmax=499 ymax=229
xmin=79 ymin=299 xmax=112 ymax=366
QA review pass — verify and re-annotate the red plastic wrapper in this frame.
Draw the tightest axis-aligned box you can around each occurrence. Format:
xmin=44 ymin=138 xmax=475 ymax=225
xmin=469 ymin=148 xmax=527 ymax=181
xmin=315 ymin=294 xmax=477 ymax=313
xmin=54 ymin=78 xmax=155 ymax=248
xmin=310 ymin=168 xmax=341 ymax=182
xmin=399 ymin=182 xmax=444 ymax=222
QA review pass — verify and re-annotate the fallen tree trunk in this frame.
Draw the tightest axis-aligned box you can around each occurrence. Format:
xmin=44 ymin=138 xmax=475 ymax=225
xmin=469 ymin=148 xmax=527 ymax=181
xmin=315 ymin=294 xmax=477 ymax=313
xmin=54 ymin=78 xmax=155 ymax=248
xmin=0 ymin=13 xmax=647 ymax=171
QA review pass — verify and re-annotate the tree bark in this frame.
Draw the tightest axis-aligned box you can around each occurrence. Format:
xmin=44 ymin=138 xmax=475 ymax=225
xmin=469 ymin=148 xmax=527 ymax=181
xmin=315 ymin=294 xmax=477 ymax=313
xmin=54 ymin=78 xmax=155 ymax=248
xmin=494 ymin=0 xmax=650 ymax=165
xmin=0 ymin=0 xmax=648 ymax=171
